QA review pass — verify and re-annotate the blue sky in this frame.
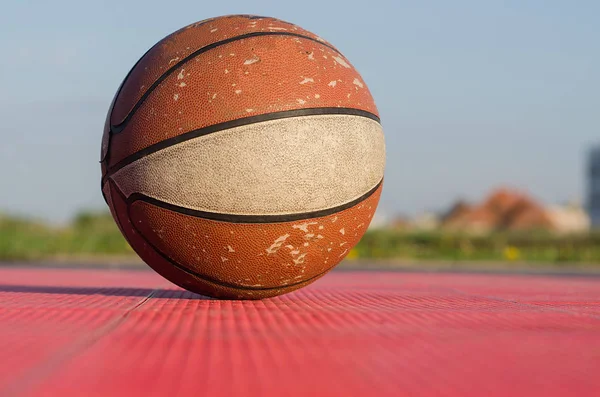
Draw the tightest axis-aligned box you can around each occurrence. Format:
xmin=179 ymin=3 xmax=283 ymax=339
xmin=0 ymin=0 xmax=598 ymax=223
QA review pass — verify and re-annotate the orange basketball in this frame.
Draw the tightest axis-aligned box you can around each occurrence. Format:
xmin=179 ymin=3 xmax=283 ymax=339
xmin=100 ymin=15 xmax=385 ymax=299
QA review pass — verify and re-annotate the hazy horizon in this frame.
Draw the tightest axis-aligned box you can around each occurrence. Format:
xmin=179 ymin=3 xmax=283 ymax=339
xmin=1 ymin=1 xmax=598 ymax=223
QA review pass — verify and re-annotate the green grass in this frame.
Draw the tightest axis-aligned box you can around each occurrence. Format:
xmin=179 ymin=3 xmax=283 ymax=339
xmin=1 ymin=211 xmax=599 ymax=264
xmin=0 ymin=211 xmax=132 ymax=261
xmin=355 ymin=229 xmax=600 ymax=263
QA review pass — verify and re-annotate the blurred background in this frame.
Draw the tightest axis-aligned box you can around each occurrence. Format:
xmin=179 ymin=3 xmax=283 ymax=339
xmin=1 ymin=0 xmax=598 ymax=268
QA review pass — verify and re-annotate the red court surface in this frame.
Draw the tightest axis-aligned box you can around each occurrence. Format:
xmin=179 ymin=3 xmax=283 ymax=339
xmin=1 ymin=266 xmax=599 ymax=397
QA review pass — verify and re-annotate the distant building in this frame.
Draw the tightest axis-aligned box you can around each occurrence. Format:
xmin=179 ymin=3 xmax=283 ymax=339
xmin=441 ymin=188 xmax=553 ymax=234
xmin=441 ymin=201 xmax=472 ymax=224
xmin=410 ymin=212 xmax=440 ymax=231
xmin=441 ymin=188 xmax=591 ymax=234
xmin=589 ymin=146 xmax=600 ymax=228
xmin=546 ymin=201 xmax=590 ymax=234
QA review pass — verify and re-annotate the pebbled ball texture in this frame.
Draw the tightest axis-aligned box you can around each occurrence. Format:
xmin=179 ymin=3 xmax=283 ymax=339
xmin=101 ymin=15 xmax=385 ymax=299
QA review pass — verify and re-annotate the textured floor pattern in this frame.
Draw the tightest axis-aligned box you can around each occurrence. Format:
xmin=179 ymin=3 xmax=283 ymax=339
xmin=0 ymin=267 xmax=599 ymax=397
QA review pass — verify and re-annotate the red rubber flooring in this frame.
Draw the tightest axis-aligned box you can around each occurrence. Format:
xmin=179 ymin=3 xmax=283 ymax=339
xmin=0 ymin=266 xmax=599 ymax=397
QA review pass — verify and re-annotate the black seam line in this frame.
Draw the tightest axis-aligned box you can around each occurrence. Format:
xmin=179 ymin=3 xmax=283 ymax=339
xmin=127 ymin=179 xmax=382 ymax=224
xmin=110 ymin=179 xmax=326 ymax=292
xmin=100 ymin=34 xmax=164 ymax=163
xmin=102 ymin=107 xmax=380 ymax=184
xmin=108 ymin=180 xmax=138 ymax=250
xmin=124 ymin=200 xmax=327 ymax=293
xmin=110 ymin=31 xmax=340 ymax=134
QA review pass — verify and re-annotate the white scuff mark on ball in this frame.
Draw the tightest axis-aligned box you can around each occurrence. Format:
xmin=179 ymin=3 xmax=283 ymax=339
xmin=293 ymin=222 xmax=318 ymax=233
xmin=266 ymin=234 xmax=290 ymax=255
xmin=299 ymin=77 xmax=314 ymax=85
xmin=244 ymin=55 xmax=260 ymax=65
xmin=333 ymin=56 xmax=351 ymax=68
xmin=290 ymin=250 xmax=300 ymax=256
xmin=328 ymin=80 xmax=337 ymax=87
xmin=139 ymin=85 xmax=145 ymax=91
xmin=221 ymin=256 xmax=228 ymax=262
xmin=304 ymin=233 xmax=315 ymax=239
xmin=224 ymin=69 xmax=229 ymax=74
xmin=314 ymin=94 xmax=320 ymax=99
xmin=177 ymin=69 xmax=185 ymax=80
xmin=212 ymin=93 xmax=217 ymax=99
xmin=297 ymin=99 xmax=306 ymax=105
xmin=339 ymin=249 xmax=348 ymax=258
xmin=340 ymin=242 xmax=347 ymax=247
xmin=317 ymin=235 xmax=324 ymax=239
xmin=230 ymin=53 xmax=236 ymax=56
xmin=347 ymin=93 xmax=351 ymax=98
xmin=168 ymin=57 xmax=180 ymax=65
xmin=178 ymin=82 xmax=187 ymax=87
xmin=227 ymin=245 xmax=235 ymax=253
xmin=235 ymin=89 xmax=242 ymax=94
xmin=327 ymin=248 xmax=332 ymax=252
xmin=318 ymin=225 xmax=324 ymax=230
xmin=267 ymin=26 xmax=288 ymax=30
xmin=339 ymin=228 xmax=345 ymax=235
xmin=323 ymin=55 xmax=328 ymax=59
xmin=356 ymin=223 xmax=365 ymax=229
xmin=245 ymin=108 xmax=254 ymax=113
xmin=307 ymin=52 xmax=314 ymax=60
xmin=210 ymin=28 xmax=218 ymax=33
xmin=173 ymin=94 xmax=179 ymax=101
xmin=353 ymin=78 xmax=364 ymax=88
xmin=303 ymin=242 xmax=309 ymax=247
xmin=285 ymin=245 xmax=294 ymax=250
xmin=331 ymin=216 xmax=338 ymax=223
xmin=293 ymin=253 xmax=307 ymax=265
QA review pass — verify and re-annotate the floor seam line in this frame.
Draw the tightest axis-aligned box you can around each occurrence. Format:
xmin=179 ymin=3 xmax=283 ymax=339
xmin=1 ymin=287 xmax=161 ymax=396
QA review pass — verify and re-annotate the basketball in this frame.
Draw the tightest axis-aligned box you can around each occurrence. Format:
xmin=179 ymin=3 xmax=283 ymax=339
xmin=100 ymin=15 xmax=385 ymax=299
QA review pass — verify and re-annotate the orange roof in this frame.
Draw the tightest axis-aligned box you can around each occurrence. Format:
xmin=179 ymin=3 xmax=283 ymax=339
xmin=442 ymin=188 xmax=553 ymax=232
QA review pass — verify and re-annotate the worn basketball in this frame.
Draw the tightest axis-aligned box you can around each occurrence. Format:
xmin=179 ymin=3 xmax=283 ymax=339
xmin=100 ymin=15 xmax=385 ymax=299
